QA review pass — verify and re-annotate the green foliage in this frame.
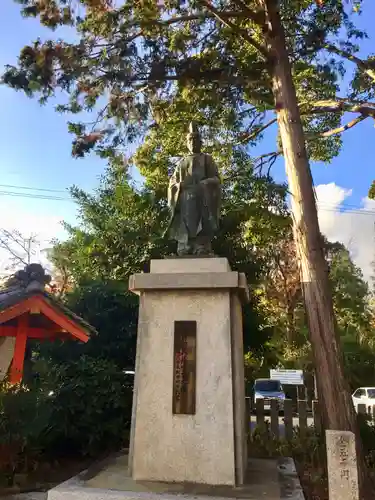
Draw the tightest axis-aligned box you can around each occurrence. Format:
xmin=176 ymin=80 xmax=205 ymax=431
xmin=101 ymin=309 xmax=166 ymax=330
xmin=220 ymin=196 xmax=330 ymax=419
xmin=259 ymin=237 xmax=375 ymax=389
xmin=46 ymin=149 xmax=290 ymax=362
xmin=329 ymin=245 xmax=371 ymax=337
xmin=38 ymin=280 xmax=138 ymax=371
xmin=251 ymin=423 xmax=325 ymax=466
xmin=250 ymin=412 xmax=375 ymax=498
xmin=22 ymin=283 xmax=137 ymax=460
xmin=39 ymin=357 xmax=132 ymax=457
xmin=325 ymin=243 xmax=375 ymax=388
xmin=3 ymin=0 xmax=371 ymax=173
xmin=0 ymin=382 xmax=46 ymax=480
xmin=357 ymin=413 xmax=375 ymax=468
xmin=48 ymin=166 xmax=173 ymax=283
xmin=0 ymin=357 xmax=132 ymax=480
xmin=65 ymin=281 xmax=138 ymax=369
xmin=251 ymin=413 xmax=375 ymax=478
xmin=342 ymin=338 xmax=375 ymax=391
xmin=46 ymin=162 xmax=375 ymax=390
xmin=369 ymin=180 xmax=375 ymax=200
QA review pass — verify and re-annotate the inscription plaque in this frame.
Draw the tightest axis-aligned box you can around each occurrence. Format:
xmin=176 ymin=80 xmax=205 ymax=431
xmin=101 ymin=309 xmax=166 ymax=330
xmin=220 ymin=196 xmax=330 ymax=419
xmin=173 ymin=321 xmax=197 ymax=415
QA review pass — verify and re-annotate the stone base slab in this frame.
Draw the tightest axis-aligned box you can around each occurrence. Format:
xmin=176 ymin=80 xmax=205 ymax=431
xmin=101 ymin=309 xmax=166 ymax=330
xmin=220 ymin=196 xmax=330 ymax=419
xmin=47 ymin=454 xmax=304 ymax=500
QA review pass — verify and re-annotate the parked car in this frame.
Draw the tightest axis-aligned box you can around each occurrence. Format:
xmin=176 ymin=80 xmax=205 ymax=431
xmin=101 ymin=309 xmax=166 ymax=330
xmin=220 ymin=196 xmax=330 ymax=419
xmin=253 ymin=378 xmax=286 ymax=411
xmin=352 ymin=387 xmax=375 ymax=412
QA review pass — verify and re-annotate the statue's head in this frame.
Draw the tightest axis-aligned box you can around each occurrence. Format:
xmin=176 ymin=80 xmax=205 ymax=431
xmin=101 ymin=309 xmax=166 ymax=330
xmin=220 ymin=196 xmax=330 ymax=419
xmin=186 ymin=122 xmax=202 ymax=154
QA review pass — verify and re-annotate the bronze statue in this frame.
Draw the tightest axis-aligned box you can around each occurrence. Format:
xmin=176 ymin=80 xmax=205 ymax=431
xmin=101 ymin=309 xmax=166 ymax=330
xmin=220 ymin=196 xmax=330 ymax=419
xmin=166 ymin=123 xmax=221 ymax=255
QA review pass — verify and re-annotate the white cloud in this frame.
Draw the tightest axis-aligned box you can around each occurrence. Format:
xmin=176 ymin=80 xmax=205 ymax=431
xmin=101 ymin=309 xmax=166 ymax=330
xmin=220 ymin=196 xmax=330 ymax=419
xmin=316 ymin=183 xmax=375 ymax=284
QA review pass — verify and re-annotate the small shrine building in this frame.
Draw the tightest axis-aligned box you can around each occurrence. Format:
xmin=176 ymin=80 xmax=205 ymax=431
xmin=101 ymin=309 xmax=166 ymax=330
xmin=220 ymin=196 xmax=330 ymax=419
xmin=0 ymin=263 xmax=95 ymax=383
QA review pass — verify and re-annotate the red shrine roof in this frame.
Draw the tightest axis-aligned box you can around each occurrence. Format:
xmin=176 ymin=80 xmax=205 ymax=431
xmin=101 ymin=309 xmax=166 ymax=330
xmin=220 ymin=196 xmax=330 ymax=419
xmin=0 ymin=264 xmax=96 ymax=341
xmin=0 ymin=264 xmax=96 ymax=383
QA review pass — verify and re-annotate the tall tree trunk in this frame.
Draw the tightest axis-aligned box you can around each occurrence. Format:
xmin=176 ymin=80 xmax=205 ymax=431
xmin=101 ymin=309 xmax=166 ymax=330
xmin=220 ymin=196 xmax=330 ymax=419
xmin=262 ymin=0 xmax=373 ymax=497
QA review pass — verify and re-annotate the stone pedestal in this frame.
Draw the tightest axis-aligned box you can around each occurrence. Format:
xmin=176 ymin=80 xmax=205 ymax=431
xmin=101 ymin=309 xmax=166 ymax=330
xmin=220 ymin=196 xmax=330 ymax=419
xmin=128 ymin=258 xmax=249 ymax=487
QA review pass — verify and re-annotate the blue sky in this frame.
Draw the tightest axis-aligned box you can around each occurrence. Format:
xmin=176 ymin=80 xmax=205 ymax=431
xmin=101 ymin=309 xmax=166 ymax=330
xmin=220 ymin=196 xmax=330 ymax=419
xmin=0 ymin=0 xmax=374 ymax=278
xmin=0 ymin=2 xmax=104 ymax=235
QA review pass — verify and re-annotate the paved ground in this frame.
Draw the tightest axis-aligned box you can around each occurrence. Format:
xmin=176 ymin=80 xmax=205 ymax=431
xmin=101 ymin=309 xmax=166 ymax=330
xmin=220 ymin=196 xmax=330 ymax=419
xmin=250 ymin=415 xmax=314 ymax=437
xmin=2 ymin=494 xmax=47 ymax=500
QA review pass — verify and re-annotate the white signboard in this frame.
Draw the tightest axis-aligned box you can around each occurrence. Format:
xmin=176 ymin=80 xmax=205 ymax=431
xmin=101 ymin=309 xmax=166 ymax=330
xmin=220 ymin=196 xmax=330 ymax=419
xmin=270 ymin=369 xmax=304 ymax=386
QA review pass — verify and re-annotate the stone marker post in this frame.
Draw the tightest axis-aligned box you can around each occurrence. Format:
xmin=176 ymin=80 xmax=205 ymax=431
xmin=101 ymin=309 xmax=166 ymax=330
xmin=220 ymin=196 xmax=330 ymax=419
xmin=326 ymin=430 xmax=359 ymax=500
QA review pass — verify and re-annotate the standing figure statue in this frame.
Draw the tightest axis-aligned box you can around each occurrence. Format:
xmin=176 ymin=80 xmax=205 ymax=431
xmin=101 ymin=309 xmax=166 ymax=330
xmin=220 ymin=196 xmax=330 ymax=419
xmin=166 ymin=122 xmax=221 ymax=256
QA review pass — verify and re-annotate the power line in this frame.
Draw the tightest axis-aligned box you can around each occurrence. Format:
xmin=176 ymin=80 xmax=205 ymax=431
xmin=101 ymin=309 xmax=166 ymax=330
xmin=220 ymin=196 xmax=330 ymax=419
xmin=321 ymin=201 xmax=375 ymax=211
xmin=318 ymin=200 xmax=375 ymax=210
xmin=317 ymin=204 xmax=375 ymax=216
xmin=0 ymin=183 xmax=375 ymax=216
xmin=0 ymin=181 xmax=374 ymax=207
xmin=0 ymin=190 xmax=72 ymax=202
xmin=0 ymin=190 xmax=375 ymax=215
xmin=0 ymin=183 xmax=67 ymax=194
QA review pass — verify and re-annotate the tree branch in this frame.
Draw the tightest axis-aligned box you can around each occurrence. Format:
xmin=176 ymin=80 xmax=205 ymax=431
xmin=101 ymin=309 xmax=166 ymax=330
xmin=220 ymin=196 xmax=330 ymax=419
xmin=236 ymin=116 xmax=277 ymax=144
xmin=0 ymin=230 xmax=38 ymax=268
xmin=253 ymin=150 xmax=282 ymax=176
xmin=229 ymin=0 xmax=266 ymax=26
xmin=324 ymin=44 xmax=375 ymax=83
xmin=305 ymin=99 xmax=375 ymax=119
xmin=0 ymin=233 xmax=28 ymax=267
xmin=319 ymin=115 xmax=368 ymax=138
xmin=198 ymin=0 xmax=270 ymax=60
xmin=238 ymin=106 xmax=258 ymax=117
xmin=160 ymin=11 xmax=248 ymax=25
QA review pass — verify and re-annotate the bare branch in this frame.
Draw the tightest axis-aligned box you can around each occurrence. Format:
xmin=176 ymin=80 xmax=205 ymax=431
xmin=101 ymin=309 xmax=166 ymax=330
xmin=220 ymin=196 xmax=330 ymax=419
xmin=0 ymin=242 xmax=27 ymax=267
xmin=319 ymin=115 xmax=368 ymax=138
xmin=0 ymin=229 xmax=39 ymax=270
xmin=0 ymin=235 xmax=28 ymax=267
xmin=253 ymin=150 xmax=282 ymax=176
xmin=198 ymin=0 xmax=270 ymax=59
xmin=236 ymin=116 xmax=277 ymax=144
xmin=253 ymin=151 xmax=282 ymax=162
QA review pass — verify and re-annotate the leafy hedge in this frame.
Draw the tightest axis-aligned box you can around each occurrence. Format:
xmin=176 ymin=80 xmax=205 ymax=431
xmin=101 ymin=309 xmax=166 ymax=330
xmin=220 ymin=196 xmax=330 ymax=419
xmin=0 ymin=357 xmax=132 ymax=484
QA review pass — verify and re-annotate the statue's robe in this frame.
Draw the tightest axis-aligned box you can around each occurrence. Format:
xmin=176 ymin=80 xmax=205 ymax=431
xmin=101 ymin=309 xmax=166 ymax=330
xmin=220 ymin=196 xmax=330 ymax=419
xmin=168 ymin=153 xmax=221 ymax=247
